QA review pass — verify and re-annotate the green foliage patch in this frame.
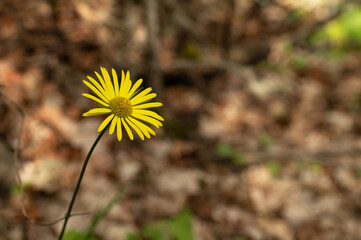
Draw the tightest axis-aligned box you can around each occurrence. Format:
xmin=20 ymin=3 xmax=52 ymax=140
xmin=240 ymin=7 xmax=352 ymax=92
xmin=266 ymin=162 xmax=281 ymax=178
xmin=258 ymin=132 xmax=274 ymax=149
xmin=63 ymin=230 xmax=98 ymax=240
xmin=311 ymin=4 xmax=361 ymax=49
xmin=216 ymin=143 xmax=245 ymax=165
xmin=127 ymin=208 xmax=194 ymax=240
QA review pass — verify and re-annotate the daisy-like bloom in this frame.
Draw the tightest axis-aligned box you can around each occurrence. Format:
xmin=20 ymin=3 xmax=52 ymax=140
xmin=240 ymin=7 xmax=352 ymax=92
xmin=82 ymin=67 xmax=164 ymax=141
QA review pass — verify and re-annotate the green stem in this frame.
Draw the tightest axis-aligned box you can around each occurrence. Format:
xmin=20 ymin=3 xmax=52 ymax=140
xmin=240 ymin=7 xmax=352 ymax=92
xmin=58 ymin=126 xmax=108 ymax=240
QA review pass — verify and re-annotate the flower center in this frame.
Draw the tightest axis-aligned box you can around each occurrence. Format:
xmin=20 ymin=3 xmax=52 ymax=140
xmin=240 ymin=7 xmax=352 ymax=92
xmin=109 ymin=97 xmax=132 ymax=118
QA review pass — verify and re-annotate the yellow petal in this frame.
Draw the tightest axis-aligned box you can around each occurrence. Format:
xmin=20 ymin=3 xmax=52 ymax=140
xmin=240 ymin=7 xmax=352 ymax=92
xmin=83 ymin=80 xmax=110 ymax=103
xmin=119 ymin=70 xmax=125 ymax=96
xmin=130 ymin=93 xmax=157 ymax=106
xmin=101 ymin=67 xmax=115 ymax=98
xmin=94 ymin=70 xmax=111 ymax=98
xmin=83 ymin=108 xmax=111 ymax=117
xmin=98 ymin=114 xmax=114 ymax=132
xmin=130 ymin=87 xmax=152 ymax=101
xmin=87 ymin=76 xmax=109 ymax=100
xmin=82 ymin=93 xmax=109 ymax=107
xmin=112 ymin=68 xmax=119 ymax=96
xmin=133 ymin=102 xmax=162 ymax=109
xmin=133 ymin=109 xmax=164 ymax=121
xmin=128 ymin=117 xmax=150 ymax=138
xmin=120 ymin=71 xmax=132 ymax=97
xmin=126 ymin=78 xmax=143 ymax=99
xmin=131 ymin=112 xmax=163 ymax=128
xmin=125 ymin=118 xmax=144 ymax=140
xmin=109 ymin=116 xmax=118 ymax=135
xmin=122 ymin=118 xmax=134 ymax=140
xmin=117 ymin=117 xmax=122 ymax=141
xmin=128 ymin=116 xmax=155 ymax=137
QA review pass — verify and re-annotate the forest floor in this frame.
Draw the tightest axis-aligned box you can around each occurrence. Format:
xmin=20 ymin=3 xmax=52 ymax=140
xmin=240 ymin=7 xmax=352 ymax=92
xmin=0 ymin=0 xmax=361 ymax=239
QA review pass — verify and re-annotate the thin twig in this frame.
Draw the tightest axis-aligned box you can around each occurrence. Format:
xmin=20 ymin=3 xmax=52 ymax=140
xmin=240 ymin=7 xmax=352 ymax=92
xmin=219 ymin=147 xmax=361 ymax=171
xmin=221 ymin=0 xmax=235 ymax=59
xmin=0 ymin=88 xmax=26 ymax=220
xmin=145 ymin=0 xmax=162 ymax=94
xmin=0 ymin=87 xmax=91 ymax=227
xmin=163 ymin=59 xmax=255 ymax=80
xmin=244 ymin=147 xmax=361 ymax=165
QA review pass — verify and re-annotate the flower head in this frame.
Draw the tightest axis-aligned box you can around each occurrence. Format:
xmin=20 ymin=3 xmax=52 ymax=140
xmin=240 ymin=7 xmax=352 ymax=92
xmin=82 ymin=67 xmax=164 ymax=141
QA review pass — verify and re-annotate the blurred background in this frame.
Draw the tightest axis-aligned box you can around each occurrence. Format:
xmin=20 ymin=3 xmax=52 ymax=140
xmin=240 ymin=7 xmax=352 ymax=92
xmin=0 ymin=0 xmax=361 ymax=239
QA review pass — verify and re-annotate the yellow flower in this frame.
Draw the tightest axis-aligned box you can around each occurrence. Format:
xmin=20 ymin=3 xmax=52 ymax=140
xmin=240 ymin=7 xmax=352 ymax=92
xmin=82 ymin=67 xmax=164 ymax=141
